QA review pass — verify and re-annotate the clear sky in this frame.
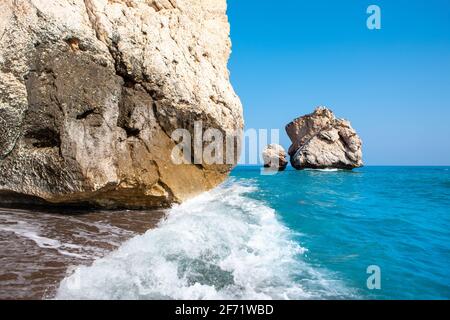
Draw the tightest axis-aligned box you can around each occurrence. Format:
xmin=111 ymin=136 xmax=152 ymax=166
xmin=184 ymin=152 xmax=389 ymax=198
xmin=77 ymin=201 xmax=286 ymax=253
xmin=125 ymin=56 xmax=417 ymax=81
xmin=227 ymin=0 xmax=450 ymax=165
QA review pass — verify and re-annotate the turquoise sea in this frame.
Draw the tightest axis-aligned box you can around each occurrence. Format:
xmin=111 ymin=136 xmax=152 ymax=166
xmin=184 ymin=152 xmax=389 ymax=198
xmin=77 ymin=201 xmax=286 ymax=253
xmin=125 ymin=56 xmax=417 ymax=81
xmin=232 ymin=166 xmax=450 ymax=299
xmin=56 ymin=166 xmax=450 ymax=300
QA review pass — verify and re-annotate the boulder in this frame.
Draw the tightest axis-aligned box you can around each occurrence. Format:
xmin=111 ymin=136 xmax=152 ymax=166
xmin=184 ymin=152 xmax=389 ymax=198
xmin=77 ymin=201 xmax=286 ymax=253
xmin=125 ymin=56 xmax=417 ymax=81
xmin=0 ymin=0 xmax=243 ymax=209
xmin=286 ymin=107 xmax=363 ymax=170
xmin=262 ymin=144 xmax=288 ymax=171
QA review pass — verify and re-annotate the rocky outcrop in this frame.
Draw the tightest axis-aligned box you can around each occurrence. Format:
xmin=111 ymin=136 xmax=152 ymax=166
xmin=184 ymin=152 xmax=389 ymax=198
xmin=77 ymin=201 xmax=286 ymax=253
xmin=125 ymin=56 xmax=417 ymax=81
xmin=262 ymin=144 xmax=288 ymax=171
xmin=0 ymin=0 xmax=243 ymax=209
xmin=286 ymin=107 xmax=363 ymax=170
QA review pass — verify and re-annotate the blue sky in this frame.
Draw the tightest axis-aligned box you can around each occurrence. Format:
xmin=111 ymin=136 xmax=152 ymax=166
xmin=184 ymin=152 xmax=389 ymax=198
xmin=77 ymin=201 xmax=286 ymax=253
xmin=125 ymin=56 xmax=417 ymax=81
xmin=227 ymin=0 xmax=450 ymax=165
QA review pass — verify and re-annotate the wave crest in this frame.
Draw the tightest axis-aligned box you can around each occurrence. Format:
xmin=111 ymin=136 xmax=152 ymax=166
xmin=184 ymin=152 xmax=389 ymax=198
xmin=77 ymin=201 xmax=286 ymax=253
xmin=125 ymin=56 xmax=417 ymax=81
xmin=56 ymin=179 xmax=352 ymax=300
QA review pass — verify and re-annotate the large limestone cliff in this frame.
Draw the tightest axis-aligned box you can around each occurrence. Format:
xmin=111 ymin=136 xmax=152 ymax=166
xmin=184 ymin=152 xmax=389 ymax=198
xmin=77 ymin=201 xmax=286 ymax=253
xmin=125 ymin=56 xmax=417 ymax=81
xmin=0 ymin=0 xmax=243 ymax=208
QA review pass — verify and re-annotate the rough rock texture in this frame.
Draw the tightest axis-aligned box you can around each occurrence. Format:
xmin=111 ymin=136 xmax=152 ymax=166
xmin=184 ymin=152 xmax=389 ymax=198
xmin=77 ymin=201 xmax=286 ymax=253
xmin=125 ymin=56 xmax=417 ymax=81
xmin=0 ymin=0 xmax=243 ymax=209
xmin=262 ymin=144 xmax=288 ymax=171
xmin=286 ymin=107 xmax=363 ymax=170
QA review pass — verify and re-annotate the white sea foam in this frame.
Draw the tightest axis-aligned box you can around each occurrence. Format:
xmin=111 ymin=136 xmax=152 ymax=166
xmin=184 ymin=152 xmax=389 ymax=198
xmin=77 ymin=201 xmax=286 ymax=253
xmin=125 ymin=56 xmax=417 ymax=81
xmin=0 ymin=220 xmax=88 ymax=259
xmin=56 ymin=180 xmax=354 ymax=300
xmin=305 ymin=168 xmax=341 ymax=172
xmin=0 ymin=212 xmax=129 ymax=260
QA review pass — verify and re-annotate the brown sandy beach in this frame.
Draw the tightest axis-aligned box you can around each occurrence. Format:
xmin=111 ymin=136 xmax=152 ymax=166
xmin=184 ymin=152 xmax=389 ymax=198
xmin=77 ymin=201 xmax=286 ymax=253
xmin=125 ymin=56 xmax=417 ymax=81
xmin=0 ymin=207 xmax=165 ymax=300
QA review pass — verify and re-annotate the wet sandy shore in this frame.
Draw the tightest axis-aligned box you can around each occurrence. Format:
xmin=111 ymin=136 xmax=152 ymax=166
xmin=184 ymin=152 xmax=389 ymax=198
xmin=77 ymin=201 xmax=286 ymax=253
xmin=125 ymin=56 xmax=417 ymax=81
xmin=0 ymin=207 xmax=165 ymax=300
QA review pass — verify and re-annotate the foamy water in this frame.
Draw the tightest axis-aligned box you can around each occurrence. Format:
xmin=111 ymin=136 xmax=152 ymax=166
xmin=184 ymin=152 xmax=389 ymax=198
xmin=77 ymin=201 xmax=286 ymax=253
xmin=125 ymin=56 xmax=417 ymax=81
xmin=0 ymin=208 xmax=163 ymax=299
xmin=56 ymin=180 xmax=354 ymax=300
xmin=2 ymin=167 xmax=448 ymax=300
xmin=305 ymin=168 xmax=341 ymax=172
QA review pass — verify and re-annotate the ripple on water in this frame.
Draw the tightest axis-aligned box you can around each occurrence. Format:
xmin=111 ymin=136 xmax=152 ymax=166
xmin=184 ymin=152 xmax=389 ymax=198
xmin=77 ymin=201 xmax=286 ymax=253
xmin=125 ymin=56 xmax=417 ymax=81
xmin=0 ymin=208 xmax=164 ymax=299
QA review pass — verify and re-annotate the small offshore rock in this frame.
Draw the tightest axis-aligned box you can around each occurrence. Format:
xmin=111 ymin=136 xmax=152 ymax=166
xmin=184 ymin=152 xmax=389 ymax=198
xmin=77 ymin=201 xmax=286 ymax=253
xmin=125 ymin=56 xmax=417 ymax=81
xmin=262 ymin=144 xmax=288 ymax=171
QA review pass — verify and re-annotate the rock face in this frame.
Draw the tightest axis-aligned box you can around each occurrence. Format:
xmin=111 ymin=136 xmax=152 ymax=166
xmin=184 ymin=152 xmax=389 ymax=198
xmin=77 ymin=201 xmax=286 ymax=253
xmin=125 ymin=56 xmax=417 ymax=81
xmin=262 ymin=144 xmax=288 ymax=171
xmin=286 ymin=107 xmax=363 ymax=170
xmin=0 ymin=0 xmax=243 ymax=209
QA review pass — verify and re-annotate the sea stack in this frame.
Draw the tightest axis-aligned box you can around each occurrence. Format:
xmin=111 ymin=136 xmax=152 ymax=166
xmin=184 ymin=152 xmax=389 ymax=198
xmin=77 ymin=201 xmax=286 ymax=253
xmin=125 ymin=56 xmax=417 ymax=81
xmin=0 ymin=0 xmax=243 ymax=209
xmin=286 ymin=107 xmax=363 ymax=170
xmin=262 ymin=144 xmax=288 ymax=171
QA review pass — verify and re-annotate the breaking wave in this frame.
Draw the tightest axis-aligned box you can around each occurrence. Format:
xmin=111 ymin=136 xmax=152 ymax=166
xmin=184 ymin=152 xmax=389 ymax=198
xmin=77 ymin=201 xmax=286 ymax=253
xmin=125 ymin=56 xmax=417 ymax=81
xmin=56 ymin=179 xmax=354 ymax=300
xmin=305 ymin=168 xmax=342 ymax=172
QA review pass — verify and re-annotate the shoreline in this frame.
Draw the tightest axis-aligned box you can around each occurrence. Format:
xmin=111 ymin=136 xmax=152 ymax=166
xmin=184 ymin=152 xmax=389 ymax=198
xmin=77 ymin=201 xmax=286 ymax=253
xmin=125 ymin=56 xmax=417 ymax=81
xmin=0 ymin=207 xmax=166 ymax=300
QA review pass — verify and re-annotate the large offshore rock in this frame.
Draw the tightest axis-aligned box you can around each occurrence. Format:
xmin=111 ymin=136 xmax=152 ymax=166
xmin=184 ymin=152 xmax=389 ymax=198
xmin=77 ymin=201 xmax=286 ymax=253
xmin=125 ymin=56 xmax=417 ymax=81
xmin=286 ymin=107 xmax=363 ymax=170
xmin=0 ymin=0 xmax=243 ymax=208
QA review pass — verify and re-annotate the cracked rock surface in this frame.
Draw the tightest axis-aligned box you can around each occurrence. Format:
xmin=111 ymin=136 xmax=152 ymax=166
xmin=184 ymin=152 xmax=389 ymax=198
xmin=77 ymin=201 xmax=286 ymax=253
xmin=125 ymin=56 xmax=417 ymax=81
xmin=286 ymin=107 xmax=363 ymax=170
xmin=0 ymin=0 xmax=243 ymax=209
